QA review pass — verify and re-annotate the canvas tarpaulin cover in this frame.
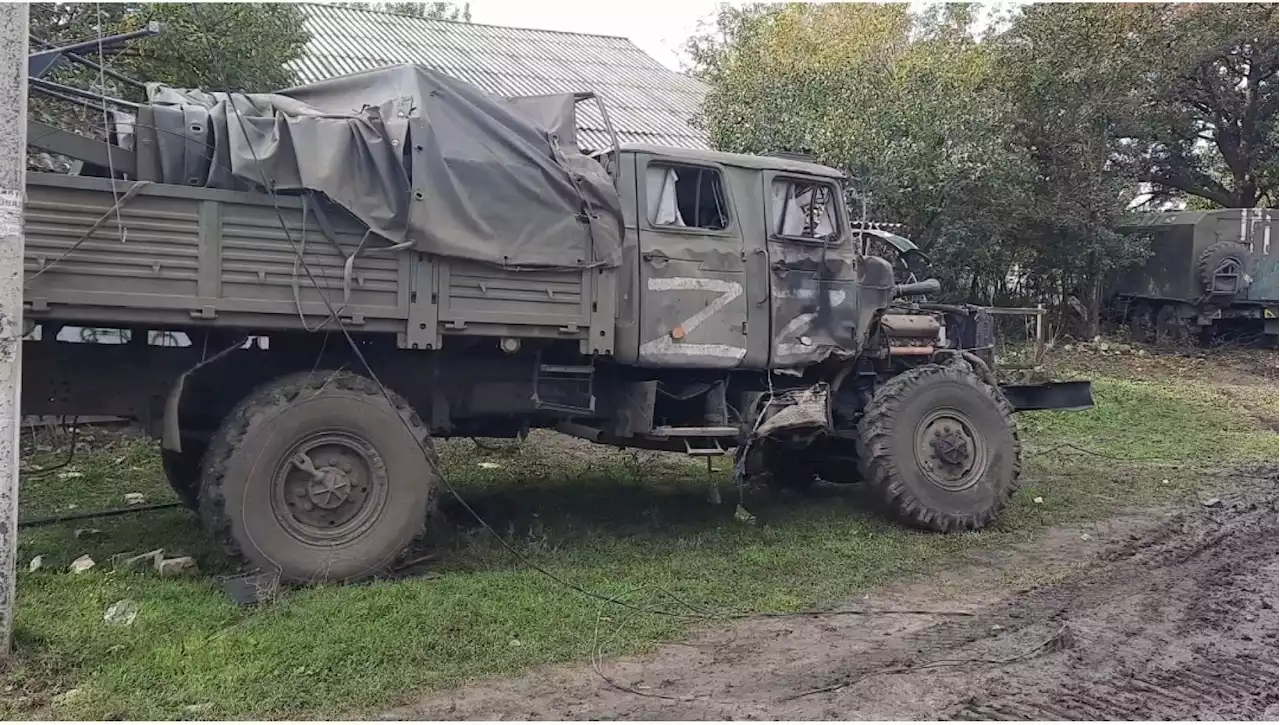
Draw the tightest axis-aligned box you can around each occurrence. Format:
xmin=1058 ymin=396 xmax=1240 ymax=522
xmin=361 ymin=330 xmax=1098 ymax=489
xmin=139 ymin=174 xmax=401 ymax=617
xmin=128 ymin=64 xmax=623 ymax=269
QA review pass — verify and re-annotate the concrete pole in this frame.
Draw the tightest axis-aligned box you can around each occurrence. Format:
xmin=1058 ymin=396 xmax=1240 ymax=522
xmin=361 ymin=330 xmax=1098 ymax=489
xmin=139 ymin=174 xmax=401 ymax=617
xmin=0 ymin=2 xmax=29 ymax=658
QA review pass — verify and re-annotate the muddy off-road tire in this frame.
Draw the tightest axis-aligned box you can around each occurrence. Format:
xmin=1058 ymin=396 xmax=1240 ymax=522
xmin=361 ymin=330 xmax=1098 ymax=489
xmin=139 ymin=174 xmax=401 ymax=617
xmin=856 ymin=363 xmax=1020 ymax=532
xmin=1155 ymin=305 xmax=1195 ymax=347
xmin=198 ymin=370 xmax=440 ymax=583
xmin=1198 ymin=241 xmax=1254 ymax=296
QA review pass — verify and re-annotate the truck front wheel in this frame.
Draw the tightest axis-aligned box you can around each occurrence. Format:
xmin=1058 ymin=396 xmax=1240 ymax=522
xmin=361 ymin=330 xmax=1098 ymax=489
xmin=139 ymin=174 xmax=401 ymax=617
xmin=856 ymin=363 xmax=1020 ymax=532
xmin=198 ymin=370 xmax=440 ymax=583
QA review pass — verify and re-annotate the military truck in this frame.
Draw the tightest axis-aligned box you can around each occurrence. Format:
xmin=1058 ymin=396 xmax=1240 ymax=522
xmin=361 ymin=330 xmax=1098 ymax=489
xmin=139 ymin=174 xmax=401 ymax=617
xmin=1111 ymin=209 xmax=1279 ymax=343
xmin=21 ymin=64 xmax=1092 ymax=583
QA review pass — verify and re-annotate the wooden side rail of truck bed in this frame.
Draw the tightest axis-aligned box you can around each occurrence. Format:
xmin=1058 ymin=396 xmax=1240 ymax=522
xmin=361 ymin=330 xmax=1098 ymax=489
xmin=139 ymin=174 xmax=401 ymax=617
xmin=22 ymin=173 xmax=617 ymax=355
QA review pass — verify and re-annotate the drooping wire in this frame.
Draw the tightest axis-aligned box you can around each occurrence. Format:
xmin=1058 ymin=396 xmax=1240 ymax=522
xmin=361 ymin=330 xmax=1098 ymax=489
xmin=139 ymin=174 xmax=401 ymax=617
xmin=20 ymin=416 xmax=81 ymax=477
xmin=94 ymin=3 xmax=127 ymax=243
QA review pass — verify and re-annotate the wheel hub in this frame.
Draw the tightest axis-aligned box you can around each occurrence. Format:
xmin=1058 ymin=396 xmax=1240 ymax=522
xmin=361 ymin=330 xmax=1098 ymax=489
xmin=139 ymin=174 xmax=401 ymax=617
xmin=276 ymin=435 xmax=381 ymax=533
xmin=307 ymin=466 xmax=353 ymax=509
xmin=931 ymin=428 xmax=972 ymax=467
xmin=915 ymin=410 xmax=986 ymax=492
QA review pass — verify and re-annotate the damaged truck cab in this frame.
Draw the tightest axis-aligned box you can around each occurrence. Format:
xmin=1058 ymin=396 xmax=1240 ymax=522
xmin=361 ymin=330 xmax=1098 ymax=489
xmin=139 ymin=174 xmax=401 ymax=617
xmin=21 ymin=65 xmax=1091 ymax=585
xmin=612 ymin=146 xmax=884 ymax=371
xmin=586 ymin=145 xmax=1088 ymax=506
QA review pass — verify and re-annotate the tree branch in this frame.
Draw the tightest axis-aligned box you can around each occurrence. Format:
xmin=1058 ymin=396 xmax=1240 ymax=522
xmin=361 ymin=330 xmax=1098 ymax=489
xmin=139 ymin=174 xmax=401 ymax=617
xmin=1145 ymin=167 xmax=1237 ymax=208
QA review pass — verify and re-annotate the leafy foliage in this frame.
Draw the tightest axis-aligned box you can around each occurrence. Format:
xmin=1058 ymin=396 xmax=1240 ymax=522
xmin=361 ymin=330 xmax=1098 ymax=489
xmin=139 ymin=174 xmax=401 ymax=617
xmin=688 ymin=2 xmax=1278 ymax=329
xmin=27 ymin=3 xmax=309 ymax=172
xmin=688 ymin=4 xmax=1040 ymax=304
xmin=992 ymin=4 xmax=1151 ymax=328
xmin=1124 ymin=4 xmax=1276 ymax=209
xmin=29 ymin=3 xmax=310 ymax=91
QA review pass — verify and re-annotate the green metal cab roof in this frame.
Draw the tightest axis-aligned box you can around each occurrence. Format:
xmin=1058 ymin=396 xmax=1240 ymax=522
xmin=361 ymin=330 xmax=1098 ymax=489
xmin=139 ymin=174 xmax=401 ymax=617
xmin=619 ymin=143 xmax=846 ymax=179
xmin=1118 ymin=208 xmax=1279 ymax=231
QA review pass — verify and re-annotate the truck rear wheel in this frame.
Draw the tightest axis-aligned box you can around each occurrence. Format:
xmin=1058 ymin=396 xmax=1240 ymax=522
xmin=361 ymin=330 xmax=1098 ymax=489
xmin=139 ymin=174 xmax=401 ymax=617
xmin=856 ymin=363 xmax=1020 ymax=532
xmin=198 ymin=370 xmax=440 ymax=583
xmin=1155 ymin=305 xmax=1195 ymax=346
xmin=1127 ymin=301 xmax=1156 ymax=343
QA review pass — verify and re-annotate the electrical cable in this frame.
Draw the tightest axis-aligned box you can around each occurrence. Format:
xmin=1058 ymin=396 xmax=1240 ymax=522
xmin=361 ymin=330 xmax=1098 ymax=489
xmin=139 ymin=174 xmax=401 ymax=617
xmin=18 ymin=501 xmax=183 ymax=528
xmin=20 ymin=416 xmax=80 ymax=477
xmin=94 ymin=5 xmax=127 ymax=243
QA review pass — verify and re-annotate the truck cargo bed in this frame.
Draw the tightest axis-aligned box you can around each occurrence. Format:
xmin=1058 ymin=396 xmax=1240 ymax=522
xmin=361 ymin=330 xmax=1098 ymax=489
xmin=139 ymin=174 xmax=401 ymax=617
xmin=23 ymin=174 xmax=614 ymax=351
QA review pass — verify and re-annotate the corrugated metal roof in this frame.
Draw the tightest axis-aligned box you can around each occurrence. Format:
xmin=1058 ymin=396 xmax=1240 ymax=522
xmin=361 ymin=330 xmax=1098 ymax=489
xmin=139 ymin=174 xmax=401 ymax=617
xmin=290 ymin=3 xmax=711 ymax=151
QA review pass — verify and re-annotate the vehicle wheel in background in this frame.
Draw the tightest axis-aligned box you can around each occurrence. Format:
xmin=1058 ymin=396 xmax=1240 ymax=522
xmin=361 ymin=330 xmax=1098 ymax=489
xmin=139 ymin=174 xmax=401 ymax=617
xmin=1127 ymin=302 xmax=1156 ymax=344
xmin=1155 ymin=305 xmax=1194 ymax=347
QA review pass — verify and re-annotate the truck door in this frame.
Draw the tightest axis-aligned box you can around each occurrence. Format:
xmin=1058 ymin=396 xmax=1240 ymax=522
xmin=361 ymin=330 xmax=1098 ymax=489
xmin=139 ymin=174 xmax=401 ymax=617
xmin=1246 ymin=210 xmax=1278 ymax=304
xmin=634 ymin=155 xmax=750 ymax=368
xmin=761 ymin=172 xmax=860 ymax=369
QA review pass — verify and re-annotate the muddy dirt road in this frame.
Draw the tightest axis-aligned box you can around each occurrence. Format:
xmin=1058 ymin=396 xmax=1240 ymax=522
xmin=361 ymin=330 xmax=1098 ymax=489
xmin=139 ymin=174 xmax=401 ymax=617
xmin=388 ymin=467 xmax=1279 ymax=721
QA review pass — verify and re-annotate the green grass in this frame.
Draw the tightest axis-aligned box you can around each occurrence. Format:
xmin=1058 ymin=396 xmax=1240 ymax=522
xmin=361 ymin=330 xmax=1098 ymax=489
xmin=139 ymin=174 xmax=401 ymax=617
xmin=2 ymin=353 xmax=1275 ymax=719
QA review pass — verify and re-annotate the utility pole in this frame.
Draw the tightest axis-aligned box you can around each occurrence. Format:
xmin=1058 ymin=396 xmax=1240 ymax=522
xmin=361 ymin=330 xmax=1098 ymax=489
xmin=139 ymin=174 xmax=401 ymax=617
xmin=0 ymin=2 xmax=29 ymax=658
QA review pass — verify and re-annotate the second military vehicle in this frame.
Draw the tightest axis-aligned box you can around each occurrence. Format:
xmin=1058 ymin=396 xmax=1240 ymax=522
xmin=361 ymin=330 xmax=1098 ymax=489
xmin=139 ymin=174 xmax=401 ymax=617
xmin=1112 ymin=209 xmax=1278 ymax=343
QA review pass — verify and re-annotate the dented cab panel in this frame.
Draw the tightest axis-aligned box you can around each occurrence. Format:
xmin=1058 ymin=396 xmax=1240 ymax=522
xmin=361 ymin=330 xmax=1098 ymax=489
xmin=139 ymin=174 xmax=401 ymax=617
xmin=630 ymin=152 xmax=753 ymax=369
xmin=618 ymin=151 xmax=891 ymax=373
xmin=759 ymin=171 xmax=862 ymax=369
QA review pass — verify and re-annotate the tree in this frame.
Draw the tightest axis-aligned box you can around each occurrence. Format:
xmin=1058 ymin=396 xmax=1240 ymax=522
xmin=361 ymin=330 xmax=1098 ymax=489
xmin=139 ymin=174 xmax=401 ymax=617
xmin=27 ymin=3 xmax=310 ymax=173
xmin=29 ymin=3 xmax=310 ymax=91
xmin=688 ymin=3 xmax=1036 ymax=304
xmin=1139 ymin=4 xmax=1277 ymax=208
xmin=691 ymin=1 xmax=1162 ymax=333
xmin=992 ymin=4 xmax=1152 ymax=336
xmin=1029 ymin=3 xmax=1278 ymax=210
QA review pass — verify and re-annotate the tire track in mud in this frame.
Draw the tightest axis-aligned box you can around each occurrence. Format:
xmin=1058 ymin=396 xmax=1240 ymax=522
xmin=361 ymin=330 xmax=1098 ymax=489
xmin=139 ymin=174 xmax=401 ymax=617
xmin=951 ymin=652 xmax=1279 ymax=721
xmin=386 ymin=469 xmax=1279 ymax=721
xmin=938 ymin=485 xmax=1280 ymax=722
xmin=787 ymin=511 xmax=1263 ymax=694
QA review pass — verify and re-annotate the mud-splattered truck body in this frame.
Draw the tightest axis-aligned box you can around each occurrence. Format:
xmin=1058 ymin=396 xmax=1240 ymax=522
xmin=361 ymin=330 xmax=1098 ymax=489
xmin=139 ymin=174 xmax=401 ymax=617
xmin=20 ymin=64 xmax=1091 ymax=583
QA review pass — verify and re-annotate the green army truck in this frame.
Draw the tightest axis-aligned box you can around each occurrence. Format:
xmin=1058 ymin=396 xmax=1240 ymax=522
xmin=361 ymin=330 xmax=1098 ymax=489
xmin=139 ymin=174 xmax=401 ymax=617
xmin=21 ymin=64 xmax=1092 ymax=584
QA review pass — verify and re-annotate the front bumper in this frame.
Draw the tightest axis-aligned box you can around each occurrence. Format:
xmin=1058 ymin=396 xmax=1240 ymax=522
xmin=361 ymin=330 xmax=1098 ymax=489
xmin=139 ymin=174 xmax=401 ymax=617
xmin=1000 ymin=380 xmax=1095 ymax=412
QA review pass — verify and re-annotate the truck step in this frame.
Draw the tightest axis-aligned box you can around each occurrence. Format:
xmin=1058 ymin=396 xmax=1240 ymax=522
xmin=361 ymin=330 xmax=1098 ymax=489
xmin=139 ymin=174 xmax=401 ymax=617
xmin=680 ymin=438 xmax=733 ymax=456
xmin=647 ymin=426 xmax=739 ymax=457
xmin=650 ymin=425 xmax=739 ymax=438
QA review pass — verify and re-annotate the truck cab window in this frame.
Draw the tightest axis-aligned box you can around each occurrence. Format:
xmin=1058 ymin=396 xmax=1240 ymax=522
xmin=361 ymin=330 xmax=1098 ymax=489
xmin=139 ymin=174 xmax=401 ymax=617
xmin=771 ymin=178 xmax=839 ymax=242
xmin=646 ymin=163 xmax=729 ymax=230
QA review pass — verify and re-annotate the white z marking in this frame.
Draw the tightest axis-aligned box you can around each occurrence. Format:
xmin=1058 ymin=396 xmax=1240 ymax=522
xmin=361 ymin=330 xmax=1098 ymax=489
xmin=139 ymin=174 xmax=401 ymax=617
xmin=639 ymin=277 xmax=746 ymax=365
xmin=774 ymin=289 xmax=847 ymax=358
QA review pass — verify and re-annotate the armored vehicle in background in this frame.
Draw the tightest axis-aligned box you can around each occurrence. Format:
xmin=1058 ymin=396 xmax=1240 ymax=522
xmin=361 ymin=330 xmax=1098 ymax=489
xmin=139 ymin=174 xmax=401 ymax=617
xmin=1112 ymin=209 xmax=1278 ymax=343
